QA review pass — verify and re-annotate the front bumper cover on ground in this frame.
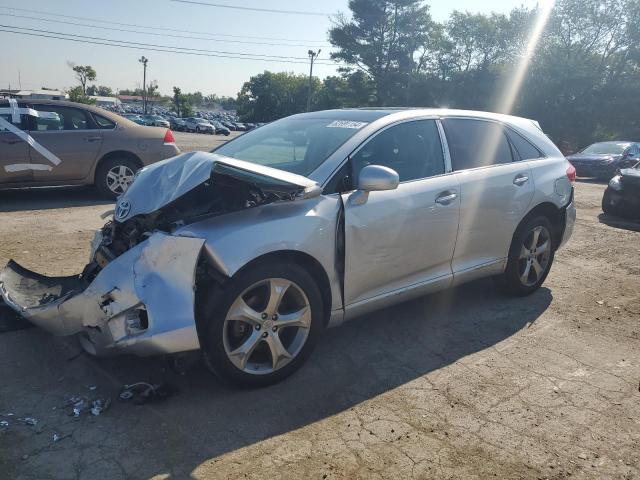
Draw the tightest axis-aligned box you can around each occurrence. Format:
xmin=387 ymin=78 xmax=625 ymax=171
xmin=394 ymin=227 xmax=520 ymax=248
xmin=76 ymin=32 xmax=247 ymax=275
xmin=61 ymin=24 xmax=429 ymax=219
xmin=0 ymin=232 xmax=205 ymax=356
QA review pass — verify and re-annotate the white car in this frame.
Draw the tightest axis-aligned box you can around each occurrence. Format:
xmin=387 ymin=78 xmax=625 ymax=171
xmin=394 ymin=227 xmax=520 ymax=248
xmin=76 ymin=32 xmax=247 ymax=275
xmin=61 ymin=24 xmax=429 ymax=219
xmin=0 ymin=108 xmax=576 ymax=387
xmin=185 ymin=117 xmax=214 ymax=134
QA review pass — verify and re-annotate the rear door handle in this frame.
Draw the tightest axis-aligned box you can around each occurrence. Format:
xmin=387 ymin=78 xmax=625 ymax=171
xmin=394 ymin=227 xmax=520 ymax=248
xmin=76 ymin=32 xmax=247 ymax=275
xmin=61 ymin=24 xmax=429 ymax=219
xmin=513 ymin=174 xmax=529 ymax=186
xmin=435 ymin=191 xmax=458 ymax=205
xmin=2 ymin=138 xmax=20 ymax=145
xmin=85 ymin=136 xmax=101 ymax=142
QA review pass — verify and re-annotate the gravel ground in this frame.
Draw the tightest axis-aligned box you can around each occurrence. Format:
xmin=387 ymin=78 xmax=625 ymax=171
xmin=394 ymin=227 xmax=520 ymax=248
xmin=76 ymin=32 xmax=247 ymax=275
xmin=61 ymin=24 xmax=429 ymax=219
xmin=0 ymin=166 xmax=639 ymax=479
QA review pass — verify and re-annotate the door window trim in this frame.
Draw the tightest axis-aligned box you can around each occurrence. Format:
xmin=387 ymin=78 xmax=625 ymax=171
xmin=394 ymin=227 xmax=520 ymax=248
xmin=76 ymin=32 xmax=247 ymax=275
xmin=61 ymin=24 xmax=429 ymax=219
xmin=322 ymin=116 xmax=454 ymax=193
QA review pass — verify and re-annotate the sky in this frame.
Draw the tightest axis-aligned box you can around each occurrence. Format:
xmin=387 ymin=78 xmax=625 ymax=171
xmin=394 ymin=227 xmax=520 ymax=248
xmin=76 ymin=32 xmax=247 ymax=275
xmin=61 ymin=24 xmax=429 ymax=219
xmin=0 ymin=0 xmax=538 ymax=97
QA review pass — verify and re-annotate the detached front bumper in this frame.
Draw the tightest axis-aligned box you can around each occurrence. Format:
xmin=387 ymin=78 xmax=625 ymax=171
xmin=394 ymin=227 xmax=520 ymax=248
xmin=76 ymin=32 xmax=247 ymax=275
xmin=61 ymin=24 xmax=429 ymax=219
xmin=0 ymin=232 xmax=204 ymax=357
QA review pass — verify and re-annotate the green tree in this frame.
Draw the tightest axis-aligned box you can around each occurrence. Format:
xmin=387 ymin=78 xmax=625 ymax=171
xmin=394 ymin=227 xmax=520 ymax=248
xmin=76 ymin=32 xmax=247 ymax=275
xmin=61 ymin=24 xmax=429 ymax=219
xmin=86 ymin=85 xmax=113 ymax=96
xmin=236 ymin=71 xmax=319 ymax=121
xmin=67 ymin=86 xmax=96 ymax=105
xmin=70 ymin=64 xmax=97 ymax=94
xmin=329 ymin=0 xmax=436 ymax=105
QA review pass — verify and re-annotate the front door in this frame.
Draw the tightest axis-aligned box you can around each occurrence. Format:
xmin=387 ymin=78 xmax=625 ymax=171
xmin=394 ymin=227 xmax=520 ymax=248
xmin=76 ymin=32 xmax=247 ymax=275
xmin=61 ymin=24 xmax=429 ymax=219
xmin=28 ymin=104 xmax=103 ymax=182
xmin=342 ymin=119 xmax=460 ymax=308
xmin=0 ymin=102 xmax=31 ymax=184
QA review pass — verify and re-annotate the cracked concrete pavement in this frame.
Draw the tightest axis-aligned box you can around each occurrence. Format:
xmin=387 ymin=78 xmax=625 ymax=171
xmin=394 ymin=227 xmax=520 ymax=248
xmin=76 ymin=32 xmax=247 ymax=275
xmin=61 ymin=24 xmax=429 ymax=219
xmin=0 ymin=174 xmax=638 ymax=479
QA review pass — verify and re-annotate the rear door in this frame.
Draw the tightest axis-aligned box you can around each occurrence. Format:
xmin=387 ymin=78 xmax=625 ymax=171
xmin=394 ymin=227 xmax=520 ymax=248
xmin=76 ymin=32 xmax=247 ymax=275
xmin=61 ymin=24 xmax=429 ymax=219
xmin=442 ymin=117 xmax=534 ymax=275
xmin=0 ymin=100 xmax=31 ymax=184
xmin=28 ymin=104 xmax=103 ymax=182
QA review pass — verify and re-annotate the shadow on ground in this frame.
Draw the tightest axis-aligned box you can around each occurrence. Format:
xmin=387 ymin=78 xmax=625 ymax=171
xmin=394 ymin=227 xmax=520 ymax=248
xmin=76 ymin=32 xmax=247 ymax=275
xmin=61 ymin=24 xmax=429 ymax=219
xmin=598 ymin=212 xmax=640 ymax=232
xmin=0 ymin=279 xmax=552 ymax=479
xmin=0 ymin=186 xmax=112 ymax=212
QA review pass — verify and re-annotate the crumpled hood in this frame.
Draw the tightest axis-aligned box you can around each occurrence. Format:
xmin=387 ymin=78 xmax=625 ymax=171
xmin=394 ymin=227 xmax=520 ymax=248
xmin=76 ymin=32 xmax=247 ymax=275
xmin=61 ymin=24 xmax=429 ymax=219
xmin=115 ymin=151 xmax=319 ymax=221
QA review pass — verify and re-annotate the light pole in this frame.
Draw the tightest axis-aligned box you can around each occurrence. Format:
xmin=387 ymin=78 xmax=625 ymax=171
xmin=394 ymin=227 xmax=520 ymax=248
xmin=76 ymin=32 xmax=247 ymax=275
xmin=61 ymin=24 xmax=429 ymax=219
xmin=307 ymin=49 xmax=321 ymax=112
xmin=139 ymin=56 xmax=148 ymax=114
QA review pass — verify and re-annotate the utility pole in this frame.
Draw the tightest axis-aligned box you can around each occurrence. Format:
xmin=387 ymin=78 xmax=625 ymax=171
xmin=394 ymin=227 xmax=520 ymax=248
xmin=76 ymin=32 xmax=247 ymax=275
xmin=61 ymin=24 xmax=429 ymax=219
xmin=307 ymin=49 xmax=321 ymax=112
xmin=139 ymin=56 xmax=148 ymax=114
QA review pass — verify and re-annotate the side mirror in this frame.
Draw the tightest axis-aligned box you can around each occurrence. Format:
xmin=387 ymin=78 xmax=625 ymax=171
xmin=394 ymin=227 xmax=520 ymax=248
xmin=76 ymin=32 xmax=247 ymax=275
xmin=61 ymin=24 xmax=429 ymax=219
xmin=350 ymin=165 xmax=399 ymax=205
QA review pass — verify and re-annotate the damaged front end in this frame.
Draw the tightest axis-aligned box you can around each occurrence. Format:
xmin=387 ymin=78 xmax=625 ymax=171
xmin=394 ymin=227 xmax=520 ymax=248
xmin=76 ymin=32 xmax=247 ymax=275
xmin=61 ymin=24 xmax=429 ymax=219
xmin=0 ymin=152 xmax=320 ymax=356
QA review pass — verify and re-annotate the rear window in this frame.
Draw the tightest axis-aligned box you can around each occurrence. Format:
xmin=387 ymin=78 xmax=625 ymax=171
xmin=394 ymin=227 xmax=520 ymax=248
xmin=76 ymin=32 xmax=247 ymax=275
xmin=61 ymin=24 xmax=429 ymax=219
xmin=94 ymin=114 xmax=116 ymax=129
xmin=508 ymin=130 xmax=543 ymax=160
xmin=442 ymin=118 xmax=513 ymax=171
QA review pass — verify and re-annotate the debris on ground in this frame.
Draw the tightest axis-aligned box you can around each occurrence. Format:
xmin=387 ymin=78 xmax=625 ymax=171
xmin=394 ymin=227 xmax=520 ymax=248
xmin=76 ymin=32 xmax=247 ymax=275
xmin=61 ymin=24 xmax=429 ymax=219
xmin=0 ymin=420 xmax=8 ymax=427
xmin=90 ymin=398 xmax=110 ymax=416
xmin=52 ymin=432 xmax=70 ymax=443
xmin=18 ymin=417 xmax=38 ymax=426
xmin=119 ymin=382 xmax=176 ymax=405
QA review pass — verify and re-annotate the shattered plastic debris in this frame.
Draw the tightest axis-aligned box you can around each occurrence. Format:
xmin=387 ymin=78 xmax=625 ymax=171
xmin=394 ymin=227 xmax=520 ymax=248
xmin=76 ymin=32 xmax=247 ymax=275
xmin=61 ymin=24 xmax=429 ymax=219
xmin=88 ymin=385 xmax=97 ymax=391
xmin=18 ymin=417 xmax=38 ymax=426
xmin=90 ymin=399 xmax=111 ymax=416
xmin=119 ymin=382 xmax=176 ymax=405
xmin=0 ymin=420 xmax=8 ymax=427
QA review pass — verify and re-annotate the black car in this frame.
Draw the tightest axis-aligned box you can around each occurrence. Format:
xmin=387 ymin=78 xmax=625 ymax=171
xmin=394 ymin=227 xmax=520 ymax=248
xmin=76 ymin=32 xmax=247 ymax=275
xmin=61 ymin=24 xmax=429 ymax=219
xmin=602 ymin=162 xmax=640 ymax=219
xmin=567 ymin=141 xmax=640 ymax=180
xmin=169 ymin=117 xmax=186 ymax=132
xmin=212 ymin=121 xmax=230 ymax=136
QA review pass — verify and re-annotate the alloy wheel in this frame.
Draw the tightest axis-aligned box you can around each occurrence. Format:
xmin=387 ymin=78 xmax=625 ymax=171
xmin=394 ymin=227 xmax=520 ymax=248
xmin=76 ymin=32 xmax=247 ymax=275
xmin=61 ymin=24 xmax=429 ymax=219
xmin=223 ymin=278 xmax=312 ymax=375
xmin=106 ymin=165 xmax=135 ymax=195
xmin=518 ymin=225 xmax=551 ymax=287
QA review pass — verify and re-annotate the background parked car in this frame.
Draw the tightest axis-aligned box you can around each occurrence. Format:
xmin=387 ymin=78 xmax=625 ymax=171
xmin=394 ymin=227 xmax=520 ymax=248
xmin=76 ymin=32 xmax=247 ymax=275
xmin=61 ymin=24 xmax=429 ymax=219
xmin=567 ymin=141 xmax=640 ymax=180
xmin=0 ymin=99 xmax=180 ymax=198
xmin=142 ymin=115 xmax=170 ymax=128
xmin=602 ymin=161 xmax=640 ymax=219
xmin=185 ymin=117 xmax=215 ymax=134
xmin=169 ymin=117 xmax=186 ymax=131
xmin=211 ymin=121 xmax=230 ymax=136
xmin=121 ymin=113 xmax=146 ymax=126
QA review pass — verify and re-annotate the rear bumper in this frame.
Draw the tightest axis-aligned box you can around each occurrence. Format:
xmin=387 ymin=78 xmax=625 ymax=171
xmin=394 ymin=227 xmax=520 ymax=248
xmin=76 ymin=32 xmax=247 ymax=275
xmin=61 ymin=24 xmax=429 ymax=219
xmin=559 ymin=199 xmax=576 ymax=249
xmin=0 ymin=232 xmax=204 ymax=357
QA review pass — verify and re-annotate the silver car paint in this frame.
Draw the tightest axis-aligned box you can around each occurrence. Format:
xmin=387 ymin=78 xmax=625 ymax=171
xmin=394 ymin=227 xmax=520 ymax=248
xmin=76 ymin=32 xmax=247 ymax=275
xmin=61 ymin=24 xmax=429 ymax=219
xmin=0 ymin=108 xmax=576 ymax=356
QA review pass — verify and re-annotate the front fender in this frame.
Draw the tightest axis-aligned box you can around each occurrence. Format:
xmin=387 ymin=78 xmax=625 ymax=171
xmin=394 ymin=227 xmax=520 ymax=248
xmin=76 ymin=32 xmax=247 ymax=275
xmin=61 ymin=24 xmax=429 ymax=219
xmin=174 ymin=196 xmax=343 ymax=313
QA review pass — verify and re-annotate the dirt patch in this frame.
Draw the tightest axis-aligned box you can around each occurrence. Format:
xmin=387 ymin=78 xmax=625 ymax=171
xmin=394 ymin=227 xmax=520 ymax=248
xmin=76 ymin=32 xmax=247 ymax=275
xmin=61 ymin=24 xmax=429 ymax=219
xmin=0 ymin=180 xmax=639 ymax=479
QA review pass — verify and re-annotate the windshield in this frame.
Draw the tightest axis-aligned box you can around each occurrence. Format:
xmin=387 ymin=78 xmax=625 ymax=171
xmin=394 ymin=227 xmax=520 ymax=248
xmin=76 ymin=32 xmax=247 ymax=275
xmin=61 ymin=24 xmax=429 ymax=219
xmin=213 ymin=116 xmax=368 ymax=176
xmin=580 ymin=142 xmax=630 ymax=155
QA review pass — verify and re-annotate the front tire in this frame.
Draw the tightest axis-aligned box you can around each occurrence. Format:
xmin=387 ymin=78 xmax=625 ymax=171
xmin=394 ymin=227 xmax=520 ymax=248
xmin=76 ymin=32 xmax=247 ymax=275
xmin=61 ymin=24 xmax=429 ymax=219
xmin=95 ymin=157 xmax=139 ymax=199
xmin=201 ymin=261 xmax=324 ymax=387
xmin=602 ymin=188 xmax=622 ymax=216
xmin=495 ymin=216 xmax=555 ymax=296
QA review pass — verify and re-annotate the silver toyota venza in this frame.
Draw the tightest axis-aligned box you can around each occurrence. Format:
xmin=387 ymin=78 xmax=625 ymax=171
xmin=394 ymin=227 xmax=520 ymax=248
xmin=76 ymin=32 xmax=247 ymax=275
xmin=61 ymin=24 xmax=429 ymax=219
xmin=0 ymin=109 xmax=576 ymax=387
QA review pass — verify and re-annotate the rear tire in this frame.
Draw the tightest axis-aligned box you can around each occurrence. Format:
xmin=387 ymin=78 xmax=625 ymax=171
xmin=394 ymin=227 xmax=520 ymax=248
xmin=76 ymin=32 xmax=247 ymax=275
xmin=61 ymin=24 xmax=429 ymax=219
xmin=95 ymin=157 xmax=139 ymax=199
xmin=201 ymin=261 xmax=324 ymax=387
xmin=494 ymin=216 xmax=555 ymax=296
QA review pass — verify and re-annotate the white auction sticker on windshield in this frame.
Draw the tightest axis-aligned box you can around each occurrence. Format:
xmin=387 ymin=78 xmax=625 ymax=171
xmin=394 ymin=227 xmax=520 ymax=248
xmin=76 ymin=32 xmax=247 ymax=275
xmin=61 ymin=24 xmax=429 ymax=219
xmin=326 ymin=120 xmax=368 ymax=129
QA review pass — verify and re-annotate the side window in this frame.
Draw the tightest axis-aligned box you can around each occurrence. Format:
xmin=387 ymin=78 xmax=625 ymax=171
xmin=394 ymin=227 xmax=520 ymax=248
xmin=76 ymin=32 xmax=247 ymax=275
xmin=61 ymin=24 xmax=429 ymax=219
xmin=508 ymin=129 xmax=543 ymax=160
xmin=351 ymin=120 xmax=445 ymax=183
xmin=442 ymin=118 xmax=513 ymax=171
xmin=32 ymin=106 xmax=92 ymax=131
xmin=94 ymin=114 xmax=116 ymax=129
xmin=0 ymin=102 xmax=28 ymax=131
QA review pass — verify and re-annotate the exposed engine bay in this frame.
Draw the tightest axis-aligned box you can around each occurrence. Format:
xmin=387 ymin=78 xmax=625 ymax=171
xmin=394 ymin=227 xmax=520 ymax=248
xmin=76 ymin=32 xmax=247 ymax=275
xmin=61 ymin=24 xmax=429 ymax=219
xmin=86 ymin=162 xmax=314 ymax=280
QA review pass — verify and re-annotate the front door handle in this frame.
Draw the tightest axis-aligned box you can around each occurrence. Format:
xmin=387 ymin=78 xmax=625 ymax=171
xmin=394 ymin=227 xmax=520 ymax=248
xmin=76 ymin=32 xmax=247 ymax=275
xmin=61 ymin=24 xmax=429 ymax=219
xmin=85 ymin=136 xmax=101 ymax=142
xmin=513 ymin=174 xmax=529 ymax=186
xmin=435 ymin=191 xmax=458 ymax=205
xmin=2 ymin=138 xmax=20 ymax=145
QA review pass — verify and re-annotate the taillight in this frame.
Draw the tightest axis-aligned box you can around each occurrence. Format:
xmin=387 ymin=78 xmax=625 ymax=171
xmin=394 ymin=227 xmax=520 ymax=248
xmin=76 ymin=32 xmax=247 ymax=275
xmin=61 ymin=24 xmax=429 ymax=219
xmin=566 ymin=162 xmax=576 ymax=183
xmin=163 ymin=129 xmax=175 ymax=145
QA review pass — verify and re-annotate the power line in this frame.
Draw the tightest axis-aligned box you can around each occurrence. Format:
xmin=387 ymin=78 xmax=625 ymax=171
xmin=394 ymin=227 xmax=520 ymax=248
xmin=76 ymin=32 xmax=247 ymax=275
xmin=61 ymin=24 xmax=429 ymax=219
xmin=0 ymin=6 xmax=328 ymax=44
xmin=0 ymin=27 xmax=338 ymax=65
xmin=0 ymin=13 xmax=331 ymax=47
xmin=170 ymin=0 xmax=329 ymax=16
xmin=0 ymin=25 xmax=337 ymax=62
